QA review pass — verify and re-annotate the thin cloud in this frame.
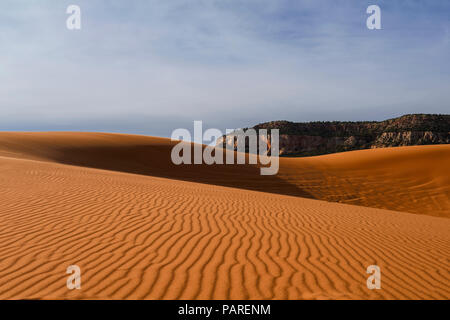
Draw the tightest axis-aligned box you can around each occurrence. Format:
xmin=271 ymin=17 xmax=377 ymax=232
xmin=0 ymin=0 xmax=449 ymax=135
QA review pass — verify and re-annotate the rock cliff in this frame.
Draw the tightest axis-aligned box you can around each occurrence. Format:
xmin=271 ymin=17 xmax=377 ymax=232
xmin=219 ymin=114 xmax=450 ymax=156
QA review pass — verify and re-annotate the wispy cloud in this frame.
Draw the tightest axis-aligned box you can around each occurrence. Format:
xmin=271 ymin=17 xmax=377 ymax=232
xmin=0 ymin=0 xmax=449 ymax=136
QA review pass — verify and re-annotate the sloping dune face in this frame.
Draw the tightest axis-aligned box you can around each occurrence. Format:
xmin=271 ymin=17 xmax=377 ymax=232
xmin=0 ymin=132 xmax=313 ymax=199
xmin=279 ymin=145 xmax=450 ymax=217
xmin=0 ymin=132 xmax=449 ymax=217
xmin=0 ymin=132 xmax=449 ymax=300
xmin=0 ymin=156 xmax=449 ymax=299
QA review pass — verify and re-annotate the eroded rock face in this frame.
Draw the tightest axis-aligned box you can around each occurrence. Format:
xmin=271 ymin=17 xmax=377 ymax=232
xmin=218 ymin=114 xmax=450 ymax=156
xmin=372 ymin=131 xmax=448 ymax=147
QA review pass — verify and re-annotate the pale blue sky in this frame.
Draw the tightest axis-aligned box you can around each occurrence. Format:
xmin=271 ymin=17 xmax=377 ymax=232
xmin=1 ymin=0 xmax=449 ymax=136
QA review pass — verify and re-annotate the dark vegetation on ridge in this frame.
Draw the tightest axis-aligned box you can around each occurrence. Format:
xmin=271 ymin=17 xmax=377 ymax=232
xmin=244 ymin=114 xmax=450 ymax=156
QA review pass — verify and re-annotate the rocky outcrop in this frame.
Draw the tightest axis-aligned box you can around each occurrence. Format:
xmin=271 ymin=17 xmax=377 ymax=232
xmin=219 ymin=114 xmax=450 ymax=156
xmin=372 ymin=131 xmax=448 ymax=147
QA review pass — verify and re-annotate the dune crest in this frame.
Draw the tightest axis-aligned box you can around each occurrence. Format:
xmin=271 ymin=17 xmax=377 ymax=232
xmin=0 ymin=132 xmax=448 ymax=217
xmin=279 ymin=145 xmax=450 ymax=217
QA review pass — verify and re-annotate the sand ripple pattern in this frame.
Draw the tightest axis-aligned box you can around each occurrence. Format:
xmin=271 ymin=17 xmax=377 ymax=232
xmin=0 ymin=157 xmax=449 ymax=300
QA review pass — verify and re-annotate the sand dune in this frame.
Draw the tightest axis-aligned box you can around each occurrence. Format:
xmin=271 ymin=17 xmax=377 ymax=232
xmin=0 ymin=132 xmax=449 ymax=299
xmin=0 ymin=132 xmax=448 ymax=216
xmin=279 ymin=145 xmax=450 ymax=217
xmin=0 ymin=132 xmax=313 ymax=199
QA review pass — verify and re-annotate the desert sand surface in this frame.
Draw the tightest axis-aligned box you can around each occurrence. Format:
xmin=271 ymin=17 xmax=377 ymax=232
xmin=0 ymin=132 xmax=448 ymax=217
xmin=279 ymin=145 xmax=450 ymax=218
xmin=0 ymin=132 xmax=449 ymax=299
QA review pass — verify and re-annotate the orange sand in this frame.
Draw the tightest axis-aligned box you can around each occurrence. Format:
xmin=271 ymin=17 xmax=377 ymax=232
xmin=0 ymin=132 xmax=448 ymax=299
xmin=279 ymin=145 xmax=450 ymax=217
